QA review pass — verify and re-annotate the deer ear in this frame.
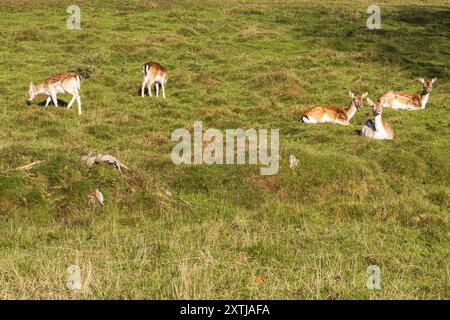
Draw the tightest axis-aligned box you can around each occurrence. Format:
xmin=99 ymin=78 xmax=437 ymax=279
xmin=366 ymin=98 xmax=374 ymax=106
xmin=348 ymin=91 xmax=354 ymax=98
xmin=431 ymin=78 xmax=437 ymax=83
xmin=418 ymin=78 xmax=425 ymax=84
xmin=362 ymin=92 xmax=368 ymax=99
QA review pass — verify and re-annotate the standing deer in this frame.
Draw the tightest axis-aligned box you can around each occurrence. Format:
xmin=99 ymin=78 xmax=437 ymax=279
xmin=27 ymin=73 xmax=82 ymax=115
xmin=378 ymin=78 xmax=437 ymax=110
xmin=360 ymin=98 xmax=394 ymax=140
xmin=141 ymin=62 xmax=168 ymax=98
xmin=300 ymin=91 xmax=368 ymax=125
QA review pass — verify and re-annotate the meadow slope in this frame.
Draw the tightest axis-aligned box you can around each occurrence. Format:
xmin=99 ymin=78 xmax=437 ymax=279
xmin=0 ymin=0 xmax=449 ymax=299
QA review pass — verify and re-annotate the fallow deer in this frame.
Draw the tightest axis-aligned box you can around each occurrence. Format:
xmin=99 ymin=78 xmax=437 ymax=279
xmin=141 ymin=62 xmax=168 ymax=98
xmin=300 ymin=91 xmax=368 ymax=125
xmin=360 ymin=98 xmax=394 ymax=140
xmin=27 ymin=73 xmax=82 ymax=115
xmin=378 ymin=78 xmax=437 ymax=110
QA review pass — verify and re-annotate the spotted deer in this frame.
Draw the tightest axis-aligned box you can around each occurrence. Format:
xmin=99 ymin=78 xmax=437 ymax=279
xmin=27 ymin=73 xmax=82 ymax=115
xmin=360 ymin=98 xmax=394 ymax=140
xmin=378 ymin=78 xmax=437 ymax=110
xmin=141 ymin=62 xmax=168 ymax=98
xmin=300 ymin=91 xmax=368 ymax=125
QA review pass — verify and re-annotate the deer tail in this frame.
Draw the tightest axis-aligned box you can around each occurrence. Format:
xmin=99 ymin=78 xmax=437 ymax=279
xmin=76 ymin=75 xmax=81 ymax=90
xmin=142 ymin=64 xmax=150 ymax=76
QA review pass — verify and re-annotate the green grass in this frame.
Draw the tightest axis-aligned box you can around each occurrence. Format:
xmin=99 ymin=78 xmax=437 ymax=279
xmin=0 ymin=0 xmax=449 ymax=299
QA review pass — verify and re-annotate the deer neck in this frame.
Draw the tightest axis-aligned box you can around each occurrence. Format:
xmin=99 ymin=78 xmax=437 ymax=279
xmin=35 ymin=85 xmax=47 ymax=95
xmin=344 ymin=102 xmax=357 ymax=121
xmin=374 ymin=114 xmax=384 ymax=133
xmin=420 ymin=90 xmax=430 ymax=109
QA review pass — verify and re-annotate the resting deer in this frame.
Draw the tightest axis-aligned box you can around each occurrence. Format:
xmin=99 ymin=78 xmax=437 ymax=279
xmin=27 ymin=73 xmax=82 ymax=115
xmin=378 ymin=78 xmax=437 ymax=110
xmin=360 ymin=98 xmax=394 ymax=140
xmin=141 ymin=62 xmax=168 ymax=98
xmin=300 ymin=91 xmax=368 ymax=125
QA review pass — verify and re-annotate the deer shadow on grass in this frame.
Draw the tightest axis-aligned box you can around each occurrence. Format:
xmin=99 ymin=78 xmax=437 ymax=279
xmin=136 ymin=87 xmax=147 ymax=97
xmin=136 ymin=85 xmax=161 ymax=97
xmin=35 ymin=98 xmax=69 ymax=108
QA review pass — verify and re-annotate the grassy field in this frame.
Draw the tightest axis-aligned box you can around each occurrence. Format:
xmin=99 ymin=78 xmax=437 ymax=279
xmin=0 ymin=0 xmax=449 ymax=299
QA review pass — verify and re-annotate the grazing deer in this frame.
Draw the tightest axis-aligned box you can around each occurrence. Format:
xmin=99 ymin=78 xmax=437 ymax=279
xmin=27 ymin=73 xmax=82 ymax=115
xmin=378 ymin=78 xmax=437 ymax=110
xmin=141 ymin=62 xmax=168 ymax=98
xmin=360 ymin=98 xmax=394 ymax=140
xmin=300 ymin=91 xmax=368 ymax=125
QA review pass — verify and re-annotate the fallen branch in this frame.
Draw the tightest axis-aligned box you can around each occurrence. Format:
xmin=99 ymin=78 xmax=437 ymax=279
xmin=3 ymin=160 xmax=45 ymax=173
xmin=159 ymin=186 xmax=194 ymax=208
xmin=82 ymin=154 xmax=129 ymax=174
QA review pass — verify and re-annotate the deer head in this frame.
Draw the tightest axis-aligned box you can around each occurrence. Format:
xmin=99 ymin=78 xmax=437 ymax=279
xmin=418 ymin=78 xmax=437 ymax=95
xmin=349 ymin=91 xmax=368 ymax=109
xmin=27 ymin=83 xmax=37 ymax=102
xmin=366 ymin=97 xmax=383 ymax=116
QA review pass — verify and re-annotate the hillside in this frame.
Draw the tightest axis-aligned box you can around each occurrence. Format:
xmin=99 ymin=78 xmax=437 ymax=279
xmin=0 ymin=0 xmax=449 ymax=299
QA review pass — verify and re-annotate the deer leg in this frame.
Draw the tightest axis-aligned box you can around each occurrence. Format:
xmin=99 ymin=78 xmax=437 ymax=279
xmin=141 ymin=77 xmax=148 ymax=97
xmin=155 ymin=83 xmax=159 ymax=97
xmin=76 ymin=95 xmax=82 ymax=115
xmin=67 ymin=95 xmax=76 ymax=109
xmin=162 ymin=82 xmax=166 ymax=98
xmin=50 ymin=89 xmax=58 ymax=108
xmin=44 ymin=96 xmax=52 ymax=107
xmin=147 ymin=80 xmax=153 ymax=97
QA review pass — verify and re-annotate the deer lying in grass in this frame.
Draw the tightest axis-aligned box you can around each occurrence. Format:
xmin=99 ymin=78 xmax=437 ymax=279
xmin=360 ymin=98 xmax=394 ymax=140
xmin=27 ymin=73 xmax=82 ymax=115
xmin=141 ymin=62 xmax=168 ymax=98
xmin=378 ymin=78 xmax=437 ymax=110
xmin=300 ymin=91 xmax=368 ymax=125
